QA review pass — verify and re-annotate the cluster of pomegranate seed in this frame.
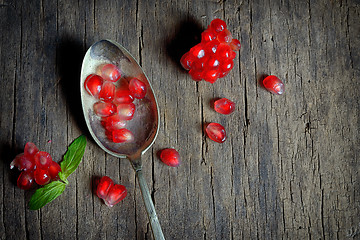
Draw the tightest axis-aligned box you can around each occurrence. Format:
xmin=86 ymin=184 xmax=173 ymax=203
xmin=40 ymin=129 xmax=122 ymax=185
xmin=96 ymin=176 xmax=127 ymax=207
xmin=180 ymin=18 xmax=241 ymax=83
xmin=84 ymin=63 xmax=147 ymax=143
xmin=10 ymin=142 xmax=61 ymax=190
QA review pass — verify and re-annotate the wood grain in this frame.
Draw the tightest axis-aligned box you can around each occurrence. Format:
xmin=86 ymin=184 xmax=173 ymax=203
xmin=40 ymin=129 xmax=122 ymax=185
xmin=0 ymin=0 xmax=359 ymax=239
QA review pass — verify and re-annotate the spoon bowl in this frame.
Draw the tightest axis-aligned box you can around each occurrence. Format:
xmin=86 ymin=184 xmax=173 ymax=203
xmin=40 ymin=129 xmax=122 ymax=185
xmin=80 ymin=40 xmax=164 ymax=239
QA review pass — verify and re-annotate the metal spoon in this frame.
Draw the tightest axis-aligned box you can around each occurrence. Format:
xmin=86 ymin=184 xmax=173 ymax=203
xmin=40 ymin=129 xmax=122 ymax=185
xmin=80 ymin=40 xmax=164 ymax=240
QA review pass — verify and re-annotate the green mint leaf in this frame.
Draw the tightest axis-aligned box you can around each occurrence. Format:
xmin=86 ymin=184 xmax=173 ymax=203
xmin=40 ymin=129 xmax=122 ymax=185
xmin=58 ymin=172 xmax=69 ymax=184
xmin=60 ymin=135 xmax=87 ymax=179
xmin=29 ymin=181 xmax=66 ymax=210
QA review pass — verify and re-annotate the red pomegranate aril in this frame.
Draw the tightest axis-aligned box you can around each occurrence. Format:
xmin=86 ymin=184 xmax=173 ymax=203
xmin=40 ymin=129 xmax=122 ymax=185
xmin=180 ymin=52 xmax=196 ymax=70
xmin=129 ymin=78 xmax=147 ymax=99
xmin=206 ymin=57 xmax=220 ymax=68
xmin=34 ymin=151 xmax=52 ymax=170
xmin=160 ymin=148 xmax=181 ymax=167
xmin=17 ymin=171 xmax=35 ymax=190
xmin=203 ymin=69 xmax=220 ymax=83
xmin=99 ymin=81 xmax=115 ymax=102
xmin=96 ymin=176 xmax=114 ymax=200
xmin=217 ymin=44 xmax=232 ymax=59
xmin=104 ymin=184 xmax=127 ymax=207
xmin=101 ymin=115 xmax=127 ymax=131
xmin=263 ymin=75 xmax=285 ymax=95
xmin=201 ymin=29 xmax=217 ymax=42
xmin=93 ymin=102 xmax=117 ymax=117
xmin=190 ymin=44 xmax=205 ymax=59
xmin=24 ymin=142 xmax=39 ymax=158
xmin=205 ymin=123 xmax=227 ymax=143
xmin=204 ymin=40 xmax=220 ymax=54
xmin=214 ymin=98 xmax=236 ymax=115
xmin=111 ymin=129 xmax=134 ymax=143
xmin=217 ymin=29 xmax=232 ymax=43
xmin=101 ymin=64 xmax=121 ymax=82
xmin=117 ymin=103 xmax=135 ymax=120
xmin=189 ymin=69 xmax=203 ymax=81
xmin=230 ymin=39 xmax=241 ymax=51
xmin=48 ymin=161 xmax=61 ymax=180
xmin=210 ymin=18 xmax=227 ymax=32
xmin=220 ymin=59 xmax=234 ymax=73
xmin=10 ymin=153 xmax=35 ymax=171
xmin=113 ymin=88 xmax=134 ymax=104
xmin=34 ymin=168 xmax=51 ymax=185
xmin=84 ymin=74 xmax=104 ymax=98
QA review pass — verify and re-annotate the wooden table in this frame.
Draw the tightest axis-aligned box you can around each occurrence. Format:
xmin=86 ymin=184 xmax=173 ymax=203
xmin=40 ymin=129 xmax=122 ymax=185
xmin=1 ymin=0 xmax=359 ymax=239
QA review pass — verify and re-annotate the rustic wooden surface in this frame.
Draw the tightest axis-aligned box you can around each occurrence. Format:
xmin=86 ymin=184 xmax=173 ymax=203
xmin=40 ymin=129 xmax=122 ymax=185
xmin=0 ymin=0 xmax=359 ymax=239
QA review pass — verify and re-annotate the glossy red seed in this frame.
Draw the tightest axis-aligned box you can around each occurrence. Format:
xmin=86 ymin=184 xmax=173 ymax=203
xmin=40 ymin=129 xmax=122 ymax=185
xmin=117 ymin=103 xmax=135 ymax=120
xmin=203 ymin=69 xmax=220 ymax=83
xmin=99 ymin=81 xmax=115 ymax=102
xmin=24 ymin=142 xmax=39 ymax=158
xmin=104 ymin=184 xmax=127 ymax=207
xmin=96 ymin=176 xmax=114 ymax=199
xmin=220 ymin=59 xmax=234 ymax=73
xmin=10 ymin=153 xmax=35 ymax=171
xmin=160 ymin=148 xmax=181 ymax=167
xmin=205 ymin=123 xmax=227 ymax=143
xmin=217 ymin=29 xmax=232 ymax=43
xmin=180 ymin=52 xmax=196 ymax=70
xmin=216 ymin=44 xmax=232 ymax=59
xmin=206 ymin=57 xmax=220 ymax=68
xmin=34 ymin=151 xmax=52 ymax=170
xmin=101 ymin=115 xmax=127 ymax=131
xmin=113 ymin=88 xmax=134 ymax=104
xmin=111 ymin=129 xmax=134 ymax=143
xmin=17 ymin=171 xmax=35 ymax=190
xmin=263 ymin=75 xmax=285 ymax=95
xmin=34 ymin=168 xmax=51 ymax=185
xmin=230 ymin=39 xmax=241 ymax=51
xmin=204 ymin=40 xmax=220 ymax=55
xmin=210 ymin=18 xmax=227 ymax=32
xmin=214 ymin=98 xmax=235 ymax=115
xmin=101 ymin=64 xmax=121 ymax=82
xmin=129 ymin=78 xmax=147 ymax=99
xmin=190 ymin=44 xmax=205 ymax=59
xmin=84 ymin=74 xmax=104 ymax=98
xmin=93 ymin=102 xmax=117 ymax=117
xmin=48 ymin=161 xmax=61 ymax=180
xmin=201 ymin=29 xmax=217 ymax=42
xmin=189 ymin=69 xmax=203 ymax=81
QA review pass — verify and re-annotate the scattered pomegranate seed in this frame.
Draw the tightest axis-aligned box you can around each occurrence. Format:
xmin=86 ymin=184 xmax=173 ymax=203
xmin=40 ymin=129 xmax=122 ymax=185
xmin=34 ymin=168 xmax=51 ymax=185
xmin=129 ymin=78 xmax=147 ymax=99
xmin=205 ymin=123 xmax=227 ymax=143
xmin=101 ymin=115 xmax=127 ymax=131
xmin=210 ymin=18 xmax=227 ymax=32
xmin=93 ymin=102 xmax=117 ymax=117
xmin=99 ymin=81 xmax=115 ymax=102
xmin=48 ymin=161 xmax=61 ymax=180
xmin=113 ymin=88 xmax=134 ymax=104
xmin=96 ymin=176 xmax=114 ymax=199
xmin=17 ymin=171 xmax=35 ymax=190
xmin=160 ymin=148 xmax=181 ymax=167
xmin=24 ymin=142 xmax=39 ymax=158
xmin=84 ymin=74 xmax=104 ymax=98
xmin=263 ymin=75 xmax=285 ymax=95
xmin=34 ymin=151 xmax=52 ymax=170
xmin=111 ymin=129 xmax=134 ymax=143
xmin=104 ymin=184 xmax=127 ymax=207
xmin=116 ymin=103 xmax=135 ymax=120
xmin=101 ymin=64 xmax=121 ymax=82
xmin=214 ymin=98 xmax=235 ymax=115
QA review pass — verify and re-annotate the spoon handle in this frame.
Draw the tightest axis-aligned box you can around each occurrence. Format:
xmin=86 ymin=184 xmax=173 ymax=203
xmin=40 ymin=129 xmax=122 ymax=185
xmin=136 ymin=170 xmax=165 ymax=240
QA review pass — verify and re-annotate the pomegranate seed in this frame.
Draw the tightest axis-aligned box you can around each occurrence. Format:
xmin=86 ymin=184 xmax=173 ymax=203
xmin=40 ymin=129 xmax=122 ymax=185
xmin=24 ymin=142 xmax=39 ymax=158
xmin=214 ymin=98 xmax=235 ymax=115
xmin=216 ymin=44 xmax=233 ymax=59
xmin=100 ymin=64 xmax=121 ymax=82
xmin=190 ymin=44 xmax=205 ymax=59
xmin=34 ymin=168 xmax=51 ymax=185
xmin=217 ymin=29 xmax=232 ymax=43
xmin=96 ymin=176 xmax=114 ymax=199
xmin=129 ymin=78 xmax=147 ymax=99
xmin=160 ymin=148 xmax=181 ymax=167
xmin=93 ymin=102 xmax=117 ymax=117
xmin=230 ymin=39 xmax=241 ymax=51
xmin=189 ymin=69 xmax=203 ymax=81
xmin=111 ymin=129 xmax=134 ymax=143
xmin=84 ymin=74 xmax=104 ymax=98
xmin=201 ymin=29 xmax=217 ymax=42
xmin=34 ymin=151 xmax=52 ymax=169
xmin=17 ymin=171 xmax=35 ymax=190
xmin=101 ymin=115 xmax=127 ymax=131
xmin=180 ymin=52 xmax=196 ymax=70
xmin=99 ymin=81 xmax=115 ymax=102
xmin=113 ymin=88 xmax=134 ymax=104
xmin=220 ymin=59 xmax=234 ymax=73
xmin=117 ymin=103 xmax=135 ymax=120
xmin=263 ymin=75 xmax=285 ymax=95
xmin=48 ymin=161 xmax=61 ymax=180
xmin=206 ymin=57 xmax=220 ymax=68
xmin=104 ymin=184 xmax=127 ymax=207
xmin=203 ymin=69 xmax=220 ymax=83
xmin=10 ymin=153 xmax=35 ymax=171
xmin=204 ymin=40 xmax=220 ymax=54
xmin=210 ymin=18 xmax=227 ymax=32
xmin=205 ymin=123 xmax=227 ymax=143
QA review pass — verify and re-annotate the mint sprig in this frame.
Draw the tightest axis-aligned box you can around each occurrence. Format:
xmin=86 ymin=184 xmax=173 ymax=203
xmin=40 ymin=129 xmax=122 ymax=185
xmin=29 ymin=135 xmax=87 ymax=210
